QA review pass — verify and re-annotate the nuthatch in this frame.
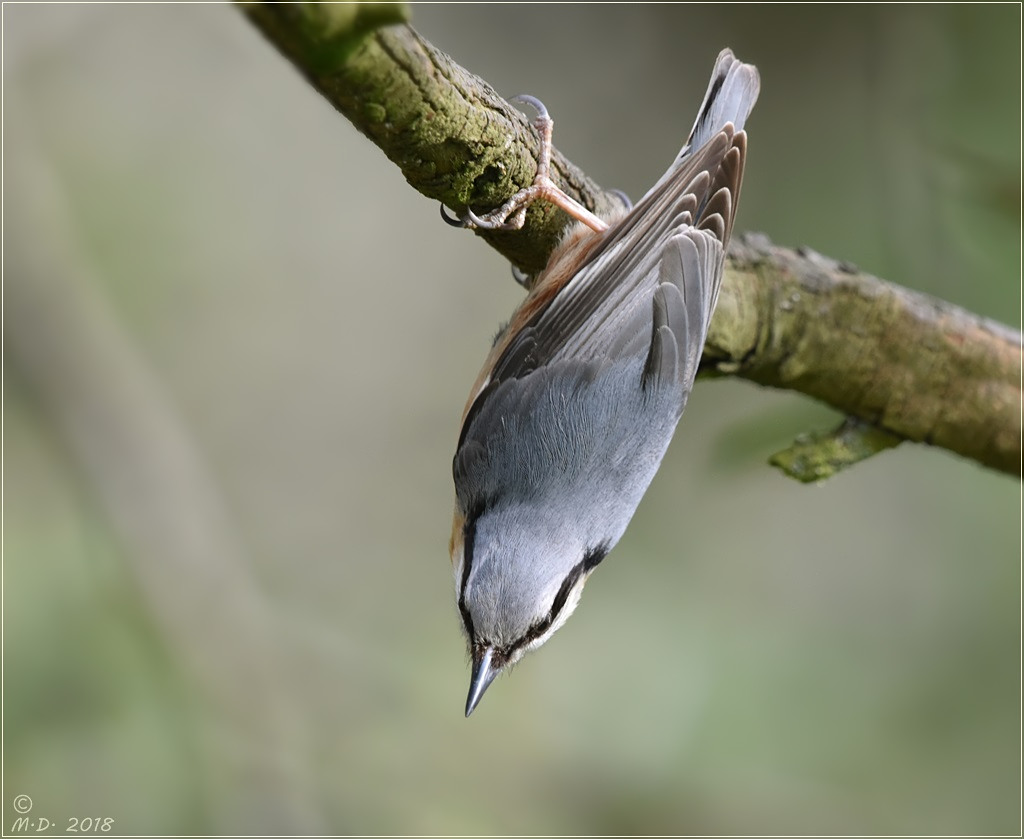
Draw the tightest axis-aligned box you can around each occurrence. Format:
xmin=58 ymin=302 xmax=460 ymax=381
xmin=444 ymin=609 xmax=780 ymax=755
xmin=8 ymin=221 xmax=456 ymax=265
xmin=444 ymin=49 xmax=760 ymax=716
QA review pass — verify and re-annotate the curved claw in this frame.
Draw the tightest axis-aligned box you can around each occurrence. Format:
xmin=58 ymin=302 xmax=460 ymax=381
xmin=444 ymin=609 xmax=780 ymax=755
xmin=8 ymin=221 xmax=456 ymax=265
xmin=464 ymin=208 xmax=496 ymax=230
xmin=509 ymin=94 xmax=549 ymax=122
xmin=439 ymin=203 xmax=470 ymax=228
xmin=440 ymin=203 xmax=517 ymax=232
xmin=609 ymin=188 xmax=633 ymax=212
xmin=510 ymin=264 xmax=532 ymax=288
xmin=441 ymin=94 xmax=562 ymax=235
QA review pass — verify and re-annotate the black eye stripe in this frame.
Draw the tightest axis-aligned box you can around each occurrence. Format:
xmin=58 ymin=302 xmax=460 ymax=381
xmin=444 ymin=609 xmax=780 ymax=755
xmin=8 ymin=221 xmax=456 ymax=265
xmin=465 ymin=536 xmax=610 ymax=661
xmin=510 ymin=563 xmax=582 ymax=653
xmin=583 ymin=542 xmax=609 ymax=572
xmin=547 ymin=564 xmax=585 ymax=627
xmin=503 ymin=541 xmax=608 ymax=657
xmin=519 ymin=543 xmax=609 ymax=649
xmin=457 ymin=497 xmax=502 ymax=646
xmin=457 ymin=512 xmax=479 ymax=645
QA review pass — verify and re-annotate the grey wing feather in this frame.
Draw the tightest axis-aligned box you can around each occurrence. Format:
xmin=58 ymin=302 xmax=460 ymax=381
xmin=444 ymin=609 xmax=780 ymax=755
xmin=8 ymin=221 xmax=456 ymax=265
xmin=472 ymin=52 xmax=754 ymax=420
xmin=644 ymin=283 xmax=683 ymax=389
xmin=508 ymin=134 xmax=735 ymax=370
xmin=643 ymin=228 xmax=724 ymax=397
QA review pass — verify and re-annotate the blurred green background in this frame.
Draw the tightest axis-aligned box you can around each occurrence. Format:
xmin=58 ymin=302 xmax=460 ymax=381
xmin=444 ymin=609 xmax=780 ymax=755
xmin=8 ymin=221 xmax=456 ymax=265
xmin=3 ymin=4 xmax=1019 ymax=835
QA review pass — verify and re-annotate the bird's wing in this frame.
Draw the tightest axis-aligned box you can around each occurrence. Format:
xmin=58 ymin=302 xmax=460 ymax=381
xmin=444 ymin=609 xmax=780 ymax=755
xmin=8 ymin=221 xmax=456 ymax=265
xmin=485 ymin=129 xmax=745 ymax=395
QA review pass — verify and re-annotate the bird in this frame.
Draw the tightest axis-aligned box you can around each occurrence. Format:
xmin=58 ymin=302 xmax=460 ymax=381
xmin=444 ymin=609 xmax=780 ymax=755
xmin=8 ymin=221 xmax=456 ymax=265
xmin=444 ymin=49 xmax=760 ymax=716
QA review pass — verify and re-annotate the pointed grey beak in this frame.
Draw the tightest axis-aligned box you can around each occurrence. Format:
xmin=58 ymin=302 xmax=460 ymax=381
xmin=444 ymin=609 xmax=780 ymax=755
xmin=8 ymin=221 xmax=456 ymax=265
xmin=465 ymin=646 xmax=499 ymax=717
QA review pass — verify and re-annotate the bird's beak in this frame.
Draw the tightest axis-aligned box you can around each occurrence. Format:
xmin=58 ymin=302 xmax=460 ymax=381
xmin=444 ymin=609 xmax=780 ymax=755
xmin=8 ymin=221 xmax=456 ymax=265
xmin=465 ymin=646 xmax=499 ymax=717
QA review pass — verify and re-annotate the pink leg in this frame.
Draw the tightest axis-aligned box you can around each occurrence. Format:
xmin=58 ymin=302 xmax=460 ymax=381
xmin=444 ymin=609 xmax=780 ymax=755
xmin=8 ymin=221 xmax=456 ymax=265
xmin=442 ymin=96 xmax=609 ymax=234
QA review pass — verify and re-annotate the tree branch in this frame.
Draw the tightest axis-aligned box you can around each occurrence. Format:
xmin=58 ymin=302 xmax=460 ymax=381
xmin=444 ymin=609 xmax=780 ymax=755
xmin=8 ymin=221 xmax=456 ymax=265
xmin=239 ymin=5 xmax=1021 ymax=479
xmin=711 ymin=234 xmax=1019 ymax=477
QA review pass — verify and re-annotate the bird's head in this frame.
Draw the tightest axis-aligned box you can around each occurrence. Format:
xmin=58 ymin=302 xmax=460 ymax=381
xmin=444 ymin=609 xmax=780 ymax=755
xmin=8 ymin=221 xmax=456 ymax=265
xmin=450 ymin=500 xmax=608 ymax=715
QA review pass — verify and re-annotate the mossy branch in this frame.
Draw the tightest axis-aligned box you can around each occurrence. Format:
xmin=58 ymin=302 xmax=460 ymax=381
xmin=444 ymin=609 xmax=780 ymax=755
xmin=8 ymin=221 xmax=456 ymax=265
xmin=239 ymin=5 xmax=1021 ymax=480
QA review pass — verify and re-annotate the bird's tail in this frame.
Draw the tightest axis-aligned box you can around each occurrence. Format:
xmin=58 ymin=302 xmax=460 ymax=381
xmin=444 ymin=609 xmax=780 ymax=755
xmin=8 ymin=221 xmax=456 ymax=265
xmin=677 ymin=49 xmax=760 ymax=162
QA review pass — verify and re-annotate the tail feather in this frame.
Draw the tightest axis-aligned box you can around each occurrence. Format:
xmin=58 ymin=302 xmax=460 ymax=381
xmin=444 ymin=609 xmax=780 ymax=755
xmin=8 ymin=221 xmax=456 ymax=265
xmin=677 ymin=49 xmax=760 ymax=163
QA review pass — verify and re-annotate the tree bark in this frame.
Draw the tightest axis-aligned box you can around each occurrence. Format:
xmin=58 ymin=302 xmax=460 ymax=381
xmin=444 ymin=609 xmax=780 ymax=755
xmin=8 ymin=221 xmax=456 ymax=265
xmin=238 ymin=4 xmax=1021 ymax=480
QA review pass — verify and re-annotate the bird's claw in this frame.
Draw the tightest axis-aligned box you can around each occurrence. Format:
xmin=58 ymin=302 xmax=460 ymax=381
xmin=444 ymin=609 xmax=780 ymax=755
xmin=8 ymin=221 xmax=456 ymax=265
xmin=509 ymin=94 xmax=551 ymax=130
xmin=438 ymin=94 xmax=609 ymax=235
xmin=440 ymin=203 xmax=470 ymax=228
xmin=510 ymin=264 xmax=533 ymax=288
